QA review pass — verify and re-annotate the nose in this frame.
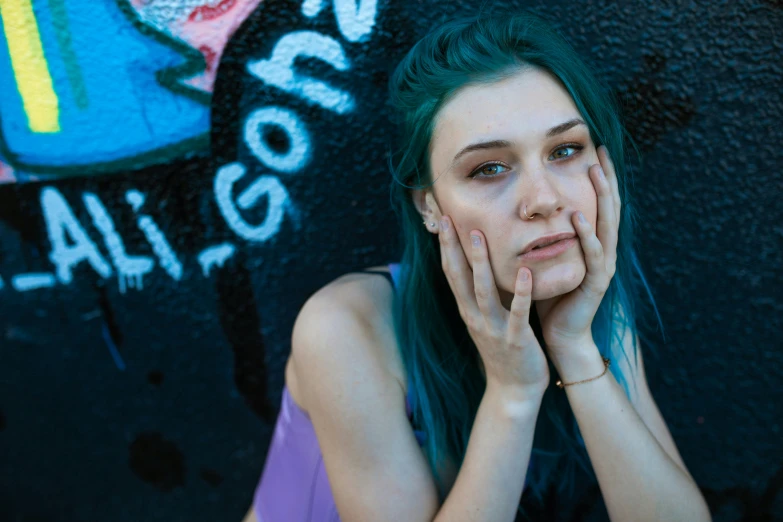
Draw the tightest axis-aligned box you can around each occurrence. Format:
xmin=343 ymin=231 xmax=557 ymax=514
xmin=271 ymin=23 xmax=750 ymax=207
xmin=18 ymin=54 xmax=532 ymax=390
xmin=518 ymin=169 xmax=562 ymax=220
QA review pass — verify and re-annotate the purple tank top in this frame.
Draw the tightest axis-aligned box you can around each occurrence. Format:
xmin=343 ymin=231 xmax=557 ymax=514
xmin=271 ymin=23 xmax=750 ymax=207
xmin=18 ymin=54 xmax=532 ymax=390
xmin=252 ymin=263 xmax=425 ymax=522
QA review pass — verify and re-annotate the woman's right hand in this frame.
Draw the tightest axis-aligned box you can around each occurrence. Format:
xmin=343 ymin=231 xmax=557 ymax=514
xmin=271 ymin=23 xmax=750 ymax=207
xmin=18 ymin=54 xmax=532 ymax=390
xmin=438 ymin=215 xmax=550 ymax=400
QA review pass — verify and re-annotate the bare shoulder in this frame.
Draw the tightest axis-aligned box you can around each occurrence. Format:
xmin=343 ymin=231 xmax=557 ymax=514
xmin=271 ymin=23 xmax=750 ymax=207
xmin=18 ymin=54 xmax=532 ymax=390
xmin=240 ymin=506 xmax=257 ymax=522
xmin=328 ymin=264 xmax=394 ymax=302
xmin=286 ymin=266 xmax=444 ymax=521
xmin=286 ymin=265 xmax=405 ymax=413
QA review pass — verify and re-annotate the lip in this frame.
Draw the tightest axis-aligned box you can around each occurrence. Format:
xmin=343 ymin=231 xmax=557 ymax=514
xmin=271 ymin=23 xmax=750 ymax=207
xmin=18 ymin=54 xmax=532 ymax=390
xmin=519 ymin=237 xmax=578 ymax=261
xmin=521 ymin=232 xmax=577 ymax=255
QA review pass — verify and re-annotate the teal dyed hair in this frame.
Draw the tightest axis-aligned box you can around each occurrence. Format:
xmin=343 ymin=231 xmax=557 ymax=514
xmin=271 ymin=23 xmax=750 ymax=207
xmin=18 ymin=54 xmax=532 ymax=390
xmin=386 ymin=8 xmax=667 ymax=517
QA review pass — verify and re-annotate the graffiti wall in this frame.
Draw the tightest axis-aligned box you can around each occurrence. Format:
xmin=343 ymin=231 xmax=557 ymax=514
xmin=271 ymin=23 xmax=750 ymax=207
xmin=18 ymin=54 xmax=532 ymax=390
xmin=1 ymin=0 xmax=781 ymax=521
xmin=0 ymin=0 xmax=263 ymax=179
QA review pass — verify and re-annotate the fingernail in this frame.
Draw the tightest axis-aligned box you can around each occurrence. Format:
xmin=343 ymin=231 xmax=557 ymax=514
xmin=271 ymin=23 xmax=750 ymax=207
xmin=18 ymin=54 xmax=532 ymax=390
xmin=578 ymin=211 xmax=586 ymax=223
xmin=598 ymin=166 xmax=606 ymax=180
xmin=520 ymin=270 xmax=529 ymax=281
xmin=440 ymin=217 xmax=449 ymax=231
xmin=471 ymin=234 xmax=480 ymax=247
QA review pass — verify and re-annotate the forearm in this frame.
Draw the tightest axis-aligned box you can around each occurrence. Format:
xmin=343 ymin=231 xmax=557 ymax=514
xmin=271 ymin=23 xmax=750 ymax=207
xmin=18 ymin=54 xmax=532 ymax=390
xmin=552 ymin=344 xmax=711 ymax=522
xmin=434 ymin=384 xmax=541 ymax=522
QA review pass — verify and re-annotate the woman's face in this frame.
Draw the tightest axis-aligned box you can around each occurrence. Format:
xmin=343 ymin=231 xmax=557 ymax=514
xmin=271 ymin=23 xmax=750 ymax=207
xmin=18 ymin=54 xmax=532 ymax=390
xmin=417 ymin=66 xmax=600 ymax=308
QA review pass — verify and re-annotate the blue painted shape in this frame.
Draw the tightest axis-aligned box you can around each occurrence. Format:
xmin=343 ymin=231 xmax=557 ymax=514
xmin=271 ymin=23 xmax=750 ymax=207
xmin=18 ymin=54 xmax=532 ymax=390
xmin=0 ymin=0 xmax=209 ymax=170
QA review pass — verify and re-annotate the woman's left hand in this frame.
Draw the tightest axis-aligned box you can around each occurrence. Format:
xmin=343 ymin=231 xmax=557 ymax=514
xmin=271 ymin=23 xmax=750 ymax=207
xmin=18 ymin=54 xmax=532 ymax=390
xmin=536 ymin=145 xmax=621 ymax=355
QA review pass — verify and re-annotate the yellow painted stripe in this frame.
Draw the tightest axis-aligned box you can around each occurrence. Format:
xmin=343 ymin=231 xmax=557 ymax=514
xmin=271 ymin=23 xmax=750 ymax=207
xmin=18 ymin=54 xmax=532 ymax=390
xmin=0 ymin=0 xmax=60 ymax=133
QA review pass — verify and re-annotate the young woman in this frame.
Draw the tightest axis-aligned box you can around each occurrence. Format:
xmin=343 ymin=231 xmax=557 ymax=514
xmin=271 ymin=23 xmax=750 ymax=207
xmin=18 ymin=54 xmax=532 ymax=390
xmin=243 ymin=9 xmax=711 ymax=522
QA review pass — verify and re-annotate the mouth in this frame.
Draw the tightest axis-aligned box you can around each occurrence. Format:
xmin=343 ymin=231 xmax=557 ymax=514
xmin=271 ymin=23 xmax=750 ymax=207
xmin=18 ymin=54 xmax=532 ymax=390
xmin=533 ymin=240 xmax=560 ymax=250
xmin=519 ymin=237 xmax=578 ymax=261
xmin=520 ymin=232 xmax=577 ymax=255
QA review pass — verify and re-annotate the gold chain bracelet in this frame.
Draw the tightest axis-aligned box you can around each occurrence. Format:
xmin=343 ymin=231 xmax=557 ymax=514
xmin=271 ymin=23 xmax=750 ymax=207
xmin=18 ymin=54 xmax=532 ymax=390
xmin=556 ymin=357 xmax=611 ymax=389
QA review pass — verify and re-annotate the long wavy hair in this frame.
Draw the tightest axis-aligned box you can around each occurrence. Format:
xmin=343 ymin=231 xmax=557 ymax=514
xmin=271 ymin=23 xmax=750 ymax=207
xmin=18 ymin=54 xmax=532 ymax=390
xmin=386 ymin=8 xmax=667 ymax=517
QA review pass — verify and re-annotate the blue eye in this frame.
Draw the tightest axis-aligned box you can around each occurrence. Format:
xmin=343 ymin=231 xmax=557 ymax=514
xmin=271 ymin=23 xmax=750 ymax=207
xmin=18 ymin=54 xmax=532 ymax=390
xmin=549 ymin=144 xmax=584 ymax=161
xmin=468 ymin=143 xmax=584 ymax=180
xmin=468 ymin=162 xmax=509 ymax=179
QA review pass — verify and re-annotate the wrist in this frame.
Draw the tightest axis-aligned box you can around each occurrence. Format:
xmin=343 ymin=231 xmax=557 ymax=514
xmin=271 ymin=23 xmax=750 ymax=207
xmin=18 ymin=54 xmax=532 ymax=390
xmin=548 ymin=340 xmax=606 ymax=385
xmin=484 ymin=381 xmax=544 ymax=418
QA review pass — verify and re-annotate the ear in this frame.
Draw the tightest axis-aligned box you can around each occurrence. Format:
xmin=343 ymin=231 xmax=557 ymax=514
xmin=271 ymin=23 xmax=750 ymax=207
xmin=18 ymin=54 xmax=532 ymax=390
xmin=410 ymin=188 xmax=443 ymax=233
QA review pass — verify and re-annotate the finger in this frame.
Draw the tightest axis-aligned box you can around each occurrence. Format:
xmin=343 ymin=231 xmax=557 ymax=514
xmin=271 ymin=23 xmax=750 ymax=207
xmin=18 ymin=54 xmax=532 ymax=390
xmin=439 ymin=216 xmax=481 ymax=320
xmin=596 ymin=147 xmax=621 ymax=265
xmin=469 ymin=230 xmax=506 ymax=331
xmin=507 ymin=268 xmax=533 ymax=346
xmin=590 ymin=162 xmax=618 ymax=268
xmin=574 ymin=210 xmax=609 ymax=297
xmin=598 ymin=145 xmax=622 ymax=219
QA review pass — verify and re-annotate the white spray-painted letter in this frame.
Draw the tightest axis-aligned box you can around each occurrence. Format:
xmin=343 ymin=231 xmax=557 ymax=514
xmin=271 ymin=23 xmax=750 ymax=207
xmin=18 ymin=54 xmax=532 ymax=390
xmin=244 ymin=106 xmax=312 ymax=173
xmin=12 ymin=273 xmax=56 ymax=291
xmin=247 ymin=31 xmax=354 ymax=115
xmin=137 ymin=216 xmax=183 ymax=281
xmin=84 ymin=193 xmax=154 ymax=293
xmin=301 ymin=0 xmax=324 ymax=17
xmin=214 ymin=162 xmax=292 ymax=242
xmin=125 ymin=190 xmax=183 ymax=281
xmin=197 ymin=243 xmax=236 ymax=277
xmin=301 ymin=0 xmax=378 ymax=42
xmin=41 ymin=187 xmax=112 ymax=284
xmin=126 ymin=190 xmax=145 ymax=212
xmin=334 ymin=0 xmax=377 ymax=42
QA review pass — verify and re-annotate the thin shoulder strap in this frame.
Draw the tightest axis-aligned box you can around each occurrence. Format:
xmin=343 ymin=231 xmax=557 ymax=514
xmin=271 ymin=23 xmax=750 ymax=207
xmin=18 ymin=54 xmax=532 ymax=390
xmin=362 ymin=264 xmax=425 ymax=444
xmin=349 ymin=266 xmax=396 ymax=292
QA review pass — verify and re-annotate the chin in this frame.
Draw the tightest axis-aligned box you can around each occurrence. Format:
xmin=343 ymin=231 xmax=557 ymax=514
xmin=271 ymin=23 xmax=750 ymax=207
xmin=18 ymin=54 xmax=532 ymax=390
xmin=530 ymin=262 xmax=585 ymax=301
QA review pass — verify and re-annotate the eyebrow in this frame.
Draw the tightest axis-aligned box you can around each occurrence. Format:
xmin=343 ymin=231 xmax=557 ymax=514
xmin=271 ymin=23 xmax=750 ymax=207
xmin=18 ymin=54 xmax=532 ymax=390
xmin=450 ymin=118 xmax=587 ymax=166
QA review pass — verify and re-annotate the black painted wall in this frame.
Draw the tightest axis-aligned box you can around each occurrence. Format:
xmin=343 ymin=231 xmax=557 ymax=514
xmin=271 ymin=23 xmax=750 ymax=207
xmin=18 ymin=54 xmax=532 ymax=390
xmin=0 ymin=1 xmax=781 ymax=521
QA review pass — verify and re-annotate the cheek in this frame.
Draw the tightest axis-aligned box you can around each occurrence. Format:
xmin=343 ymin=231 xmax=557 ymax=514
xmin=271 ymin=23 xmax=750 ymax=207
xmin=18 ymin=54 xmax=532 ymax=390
xmin=451 ymin=221 xmax=475 ymax=257
xmin=452 ymin=207 xmax=493 ymax=233
xmin=576 ymin=178 xmax=599 ymax=219
xmin=452 ymin=215 xmax=502 ymax=258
